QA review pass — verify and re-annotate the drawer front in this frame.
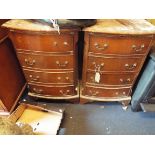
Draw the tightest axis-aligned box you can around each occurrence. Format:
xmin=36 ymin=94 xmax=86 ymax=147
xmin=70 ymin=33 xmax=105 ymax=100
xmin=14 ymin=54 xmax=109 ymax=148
xmin=17 ymin=52 xmax=74 ymax=70
xmin=82 ymin=86 xmax=131 ymax=98
xmin=12 ymin=33 xmax=74 ymax=52
xmin=29 ymin=84 xmax=76 ymax=97
xmin=24 ymin=69 xmax=74 ymax=84
xmin=87 ymin=55 xmax=144 ymax=72
xmin=86 ymin=71 xmax=137 ymax=86
xmin=89 ymin=34 xmax=152 ymax=55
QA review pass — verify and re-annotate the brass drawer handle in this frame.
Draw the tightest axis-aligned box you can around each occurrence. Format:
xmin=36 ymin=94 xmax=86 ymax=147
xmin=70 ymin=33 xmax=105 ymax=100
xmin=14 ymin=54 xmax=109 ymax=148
xmin=59 ymin=89 xmax=70 ymax=96
xmin=122 ymin=91 xmax=126 ymax=95
xmin=57 ymin=77 xmax=61 ymax=80
xmin=89 ymin=90 xmax=99 ymax=96
xmin=125 ymin=63 xmax=137 ymax=70
xmin=25 ymin=58 xmax=35 ymax=66
xmin=90 ymin=76 xmax=94 ymax=82
xmin=92 ymin=62 xmax=104 ymax=67
xmin=57 ymin=77 xmax=70 ymax=80
xmin=65 ymin=77 xmax=69 ymax=80
xmin=56 ymin=61 xmax=68 ymax=67
xmin=92 ymin=62 xmax=104 ymax=71
xmin=120 ymin=78 xmax=131 ymax=83
xmin=29 ymin=75 xmax=40 ymax=81
xmin=33 ymin=88 xmax=43 ymax=94
xmin=94 ymin=43 xmax=108 ymax=50
xmin=53 ymin=41 xmax=58 ymax=46
xmin=63 ymin=42 xmax=68 ymax=46
xmin=132 ymin=44 xmax=145 ymax=52
xmin=115 ymin=92 xmax=119 ymax=95
xmin=115 ymin=91 xmax=126 ymax=95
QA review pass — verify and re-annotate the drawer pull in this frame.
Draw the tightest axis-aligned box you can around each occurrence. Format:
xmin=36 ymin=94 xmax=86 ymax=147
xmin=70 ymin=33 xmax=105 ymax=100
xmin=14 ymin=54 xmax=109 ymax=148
xmin=57 ymin=77 xmax=61 ymax=80
xmin=56 ymin=61 xmax=68 ymax=67
xmin=57 ymin=77 xmax=70 ymax=81
xmin=70 ymin=32 xmax=74 ymax=35
xmin=115 ymin=92 xmax=119 ymax=95
xmin=59 ymin=89 xmax=70 ymax=96
xmin=125 ymin=63 xmax=137 ymax=70
xmin=63 ymin=42 xmax=68 ymax=45
xmin=89 ymin=90 xmax=99 ymax=96
xmin=116 ymin=91 xmax=126 ymax=96
xmin=92 ymin=62 xmax=104 ymax=71
xmin=132 ymin=44 xmax=145 ymax=52
xmin=32 ymin=88 xmax=43 ymax=94
xmin=123 ymin=92 xmax=126 ymax=95
xmin=92 ymin=62 xmax=104 ymax=67
xmin=65 ymin=77 xmax=69 ymax=80
xmin=53 ymin=41 xmax=58 ymax=46
xmin=29 ymin=75 xmax=40 ymax=81
xmin=90 ymin=76 xmax=94 ymax=82
xmin=120 ymin=78 xmax=131 ymax=83
xmin=25 ymin=59 xmax=35 ymax=66
xmin=94 ymin=43 xmax=108 ymax=50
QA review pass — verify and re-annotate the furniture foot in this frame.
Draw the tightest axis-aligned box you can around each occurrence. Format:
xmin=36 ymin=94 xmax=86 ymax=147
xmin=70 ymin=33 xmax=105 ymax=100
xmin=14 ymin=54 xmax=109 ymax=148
xmin=80 ymin=98 xmax=90 ymax=104
xmin=121 ymin=100 xmax=130 ymax=106
xmin=69 ymin=98 xmax=79 ymax=104
xmin=121 ymin=100 xmax=130 ymax=111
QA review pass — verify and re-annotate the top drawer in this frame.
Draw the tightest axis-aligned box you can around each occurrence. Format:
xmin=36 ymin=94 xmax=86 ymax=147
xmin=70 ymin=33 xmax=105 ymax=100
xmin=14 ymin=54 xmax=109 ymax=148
xmin=11 ymin=32 xmax=74 ymax=52
xmin=89 ymin=34 xmax=152 ymax=55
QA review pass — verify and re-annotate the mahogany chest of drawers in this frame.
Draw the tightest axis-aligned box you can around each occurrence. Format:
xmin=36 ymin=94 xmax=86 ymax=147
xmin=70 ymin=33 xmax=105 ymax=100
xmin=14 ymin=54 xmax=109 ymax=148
xmin=2 ymin=20 xmax=79 ymax=101
xmin=81 ymin=20 xmax=155 ymax=105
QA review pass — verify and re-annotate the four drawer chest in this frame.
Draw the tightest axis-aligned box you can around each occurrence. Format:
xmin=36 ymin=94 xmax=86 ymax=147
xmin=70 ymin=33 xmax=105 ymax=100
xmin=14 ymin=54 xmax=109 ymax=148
xmin=81 ymin=19 xmax=155 ymax=105
xmin=2 ymin=20 xmax=79 ymax=101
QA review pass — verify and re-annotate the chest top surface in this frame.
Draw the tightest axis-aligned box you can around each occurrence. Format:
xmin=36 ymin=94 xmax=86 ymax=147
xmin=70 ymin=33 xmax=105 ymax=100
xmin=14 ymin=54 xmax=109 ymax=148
xmin=2 ymin=19 xmax=79 ymax=32
xmin=83 ymin=19 xmax=155 ymax=35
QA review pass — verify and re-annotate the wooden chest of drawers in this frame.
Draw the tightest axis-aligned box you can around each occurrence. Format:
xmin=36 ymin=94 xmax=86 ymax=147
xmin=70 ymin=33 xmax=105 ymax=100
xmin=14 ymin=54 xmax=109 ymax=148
xmin=81 ymin=20 xmax=155 ymax=105
xmin=2 ymin=20 xmax=79 ymax=101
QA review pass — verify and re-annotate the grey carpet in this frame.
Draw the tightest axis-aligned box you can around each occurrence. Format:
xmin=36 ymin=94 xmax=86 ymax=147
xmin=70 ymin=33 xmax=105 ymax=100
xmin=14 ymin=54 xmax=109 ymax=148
xmin=22 ymin=96 xmax=155 ymax=135
xmin=43 ymin=101 xmax=155 ymax=135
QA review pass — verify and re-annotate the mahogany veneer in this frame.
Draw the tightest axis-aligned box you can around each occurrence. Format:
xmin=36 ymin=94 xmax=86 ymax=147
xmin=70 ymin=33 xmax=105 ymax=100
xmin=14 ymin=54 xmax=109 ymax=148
xmin=2 ymin=20 xmax=79 ymax=101
xmin=81 ymin=19 xmax=155 ymax=105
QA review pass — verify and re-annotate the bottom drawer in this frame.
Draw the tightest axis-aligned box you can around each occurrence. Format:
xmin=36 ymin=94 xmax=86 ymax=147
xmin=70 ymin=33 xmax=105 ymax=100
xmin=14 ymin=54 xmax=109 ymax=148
xmin=82 ymin=85 xmax=131 ymax=98
xmin=28 ymin=83 xmax=77 ymax=97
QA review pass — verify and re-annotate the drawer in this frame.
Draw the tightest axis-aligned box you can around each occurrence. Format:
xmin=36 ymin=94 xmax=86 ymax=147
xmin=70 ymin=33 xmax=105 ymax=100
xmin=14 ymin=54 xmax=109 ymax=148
xmin=86 ymin=71 xmax=137 ymax=86
xmin=28 ymin=84 xmax=76 ymax=97
xmin=17 ymin=52 xmax=74 ymax=70
xmin=23 ymin=69 xmax=74 ymax=84
xmin=82 ymin=85 xmax=131 ymax=98
xmin=87 ymin=55 xmax=144 ymax=72
xmin=89 ymin=34 xmax=152 ymax=55
xmin=12 ymin=32 xmax=74 ymax=52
